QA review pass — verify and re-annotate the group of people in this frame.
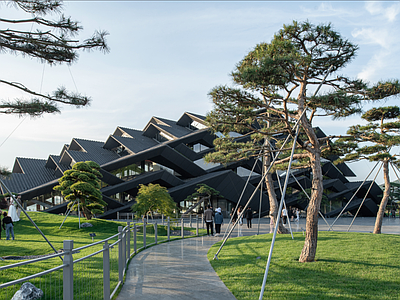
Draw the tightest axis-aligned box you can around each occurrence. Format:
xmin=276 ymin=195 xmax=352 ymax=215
xmin=0 ymin=196 xmax=21 ymax=240
xmin=281 ymin=206 xmax=300 ymax=224
xmin=203 ymin=205 xmax=254 ymax=237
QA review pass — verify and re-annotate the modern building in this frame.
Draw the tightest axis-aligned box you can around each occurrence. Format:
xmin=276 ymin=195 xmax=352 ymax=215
xmin=1 ymin=112 xmax=382 ymax=219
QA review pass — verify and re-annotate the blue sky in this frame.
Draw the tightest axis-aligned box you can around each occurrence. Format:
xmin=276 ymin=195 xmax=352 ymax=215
xmin=1 ymin=1 xmax=400 ymax=184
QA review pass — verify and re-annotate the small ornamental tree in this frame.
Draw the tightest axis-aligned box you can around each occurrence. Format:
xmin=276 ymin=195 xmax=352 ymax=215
xmin=333 ymin=106 xmax=400 ymax=234
xmin=0 ymin=0 xmax=109 ymax=116
xmin=131 ymin=183 xmax=176 ymax=220
xmin=54 ymin=161 xmax=105 ymax=220
xmin=205 ymin=20 xmax=400 ymax=262
xmin=183 ymin=183 xmax=221 ymax=214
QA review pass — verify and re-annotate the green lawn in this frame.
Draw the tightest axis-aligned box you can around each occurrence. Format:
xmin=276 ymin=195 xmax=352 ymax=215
xmin=208 ymin=232 xmax=400 ymax=300
xmin=0 ymin=211 xmax=203 ymax=300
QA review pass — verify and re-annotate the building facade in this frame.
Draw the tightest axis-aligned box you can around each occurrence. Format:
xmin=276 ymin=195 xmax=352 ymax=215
xmin=1 ymin=112 xmax=382 ymax=218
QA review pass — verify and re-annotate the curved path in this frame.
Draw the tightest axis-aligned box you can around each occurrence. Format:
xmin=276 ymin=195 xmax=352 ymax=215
xmin=116 ymin=236 xmax=236 ymax=300
xmin=116 ymin=217 xmax=400 ymax=300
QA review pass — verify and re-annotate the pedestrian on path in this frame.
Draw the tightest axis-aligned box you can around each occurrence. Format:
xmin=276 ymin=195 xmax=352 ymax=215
xmin=295 ymin=208 xmax=300 ymax=222
xmin=214 ymin=207 xmax=223 ymax=236
xmin=204 ymin=205 xmax=214 ymax=236
xmin=282 ymin=207 xmax=288 ymax=224
xmin=246 ymin=207 xmax=253 ymax=228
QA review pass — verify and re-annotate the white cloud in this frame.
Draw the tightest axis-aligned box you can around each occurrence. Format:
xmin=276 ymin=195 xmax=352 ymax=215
xmin=365 ymin=2 xmax=400 ymax=22
xmin=356 ymin=50 xmax=391 ymax=81
xmin=352 ymin=28 xmax=391 ymax=49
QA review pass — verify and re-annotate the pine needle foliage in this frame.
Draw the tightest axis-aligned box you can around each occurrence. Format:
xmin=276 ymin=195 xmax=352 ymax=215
xmin=0 ymin=0 xmax=109 ymax=116
xmin=54 ymin=161 xmax=105 ymax=220
xmin=205 ymin=20 xmax=400 ymax=262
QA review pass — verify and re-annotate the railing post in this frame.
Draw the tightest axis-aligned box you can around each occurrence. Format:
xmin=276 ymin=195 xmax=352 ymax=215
xmin=154 ymin=223 xmax=158 ymax=244
xmin=118 ymin=226 xmax=124 ymax=283
xmin=196 ymin=215 xmax=199 ymax=236
xmin=63 ymin=240 xmax=74 ymax=300
xmin=143 ymin=221 xmax=147 ymax=249
xmin=167 ymin=217 xmax=170 ymax=241
xmin=126 ymin=222 xmax=131 ymax=260
xmin=181 ymin=218 xmax=184 ymax=239
xmin=202 ymin=213 xmax=204 ymax=229
xmin=103 ymin=241 xmax=110 ymax=300
xmin=190 ymin=214 xmax=192 ymax=228
xmin=133 ymin=223 xmax=137 ymax=254
xmin=117 ymin=211 xmax=119 ymax=220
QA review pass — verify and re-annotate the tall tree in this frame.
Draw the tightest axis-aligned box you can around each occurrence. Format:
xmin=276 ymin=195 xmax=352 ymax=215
xmin=54 ymin=161 xmax=105 ymax=220
xmin=333 ymin=106 xmax=400 ymax=234
xmin=205 ymin=21 xmax=400 ymax=262
xmin=131 ymin=183 xmax=176 ymax=220
xmin=0 ymin=0 xmax=109 ymax=116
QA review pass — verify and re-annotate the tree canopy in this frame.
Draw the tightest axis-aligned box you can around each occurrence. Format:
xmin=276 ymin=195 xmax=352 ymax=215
xmin=54 ymin=160 xmax=105 ymax=220
xmin=0 ymin=0 xmax=109 ymax=116
xmin=205 ymin=20 xmax=400 ymax=262
xmin=131 ymin=183 xmax=176 ymax=220
xmin=332 ymin=106 xmax=400 ymax=233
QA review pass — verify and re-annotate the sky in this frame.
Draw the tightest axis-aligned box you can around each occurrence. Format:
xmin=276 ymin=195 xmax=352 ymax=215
xmin=1 ymin=1 xmax=400 ymax=184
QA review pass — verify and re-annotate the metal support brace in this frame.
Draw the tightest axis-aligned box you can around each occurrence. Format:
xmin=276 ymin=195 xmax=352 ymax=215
xmin=126 ymin=222 xmax=131 ymax=260
xmin=181 ymin=218 xmax=184 ymax=238
xmin=167 ymin=217 xmax=170 ymax=241
xmin=133 ymin=223 xmax=137 ymax=254
xmin=196 ymin=216 xmax=199 ymax=236
xmin=63 ymin=240 xmax=74 ymax=300
xmin=118 ymin=226 xmax=124 ymax=283
xmin=143 ymin=222 xmax=147 ymax=248
xmin=103 ymin=241 xmax=110 ymax=300
xmin=155 ymin=223 xmax=158 ymax=244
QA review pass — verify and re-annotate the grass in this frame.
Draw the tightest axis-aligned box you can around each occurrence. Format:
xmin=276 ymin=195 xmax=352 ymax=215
xmin=208 ymin=232 xmax=400 ymax=300
xmin=0 ymin=211 xmax=205 ymax=300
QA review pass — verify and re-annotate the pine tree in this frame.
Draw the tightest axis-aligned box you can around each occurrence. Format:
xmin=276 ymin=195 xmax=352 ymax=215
xmin=205 ymin=21 xmax=400 ymax=262
xmin=333 ymin=106 xmax=400 ymax=233
xmin=54 ymin=161 xmax=106 ymax=220
xmin=0 ymin=0 xmax=109 ymax=116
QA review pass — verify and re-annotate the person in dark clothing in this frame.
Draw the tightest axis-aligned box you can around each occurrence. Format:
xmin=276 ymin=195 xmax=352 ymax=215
xmin=0 ymin=209 xmax=2 ymax=239
xmin=230 ymin=207 xmax=237 ymax=223
xmin=214 ymin=207 xmax=224 ymax=236
xmin=204 ymin=205 xmax=214 ymax=236
xmin=246 ymin=207 xmax=253 ymax=228
xmin=2 ymin=211 xmax=14 ymax=240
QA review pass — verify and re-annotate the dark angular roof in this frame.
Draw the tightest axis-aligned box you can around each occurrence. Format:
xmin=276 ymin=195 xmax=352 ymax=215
xmin=65 ymin=139 xmax=120 ymax=165
xmin=3 ymin=158 xmax=58 ymax=193
xmin=111 ymin=134 xmax=158 ymax=154
xmin=150 ymin=117 xmax=193 ymax=138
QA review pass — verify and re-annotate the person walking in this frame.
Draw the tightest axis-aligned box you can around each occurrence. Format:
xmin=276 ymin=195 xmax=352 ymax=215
xmin=230 ymin=207 xmax=237 ymax=223
xmin=295 ymin=208 xmax=300 ymax=222
xmin=245 ymin=207 xmax=253 ymax=229
xmin=204 ymin=205 xmax=214 ymax=236
xmin=2 ymin=211 xmax=14 ymax=240
xmin=214 ymin=207 xmax=223 ymax=237
xmin=282 ymin=207 xmax=288 ymax=225
xmin=0 ymin=209 xmax=2 ymax=239
xmin=237 ymin=206 xmax=243 ymax=236
xmin=8 ymin=196 xmax=20 ymax=222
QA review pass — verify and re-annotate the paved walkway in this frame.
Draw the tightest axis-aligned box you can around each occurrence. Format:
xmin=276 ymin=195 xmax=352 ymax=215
xmin=116 ymin=217 xmax=400 ymax=300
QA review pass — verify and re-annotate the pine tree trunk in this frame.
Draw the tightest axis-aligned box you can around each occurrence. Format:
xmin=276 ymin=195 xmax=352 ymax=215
xmin=299 ymin=151 xmax=323 ymax=262
xmin=298 ymin=84 xmax=323 ymax=262
xmin=264 ymin=154 xmax=289 ymax=234
xmin=373 ymin=160 xmax=390 ymax=234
